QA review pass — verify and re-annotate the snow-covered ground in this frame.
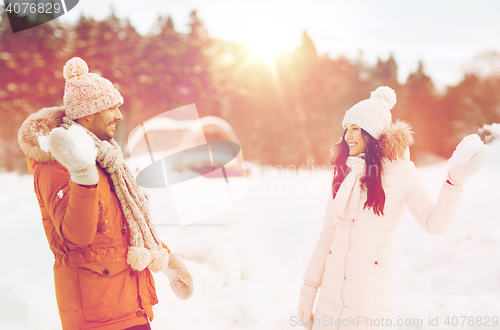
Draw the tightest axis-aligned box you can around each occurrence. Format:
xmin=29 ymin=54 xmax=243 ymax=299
xmin=0 ymin=141 xmax=499 ymax=330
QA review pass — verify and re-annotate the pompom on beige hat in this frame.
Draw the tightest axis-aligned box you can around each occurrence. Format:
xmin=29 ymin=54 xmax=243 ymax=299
xmin=342 ymin=86 xmax=397 ymax=139
xmin=63 ymin=57 xmax=123 ymax=120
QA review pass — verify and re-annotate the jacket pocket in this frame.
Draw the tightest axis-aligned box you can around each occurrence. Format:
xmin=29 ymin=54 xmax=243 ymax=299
xmin=373 ymin=245 xmax=395 ymax=278
xmin=77 ymin=258 xmax=139 ymax=322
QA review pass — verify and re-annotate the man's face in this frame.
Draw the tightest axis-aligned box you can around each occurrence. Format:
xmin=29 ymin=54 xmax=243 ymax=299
xmin=86 ymin=105 xmax=123 ymax=141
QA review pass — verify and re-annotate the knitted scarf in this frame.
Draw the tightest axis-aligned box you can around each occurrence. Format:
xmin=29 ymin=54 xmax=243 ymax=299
xmin=61 ymin=117 xmax=169 ymax=272
xmin=331 ymin=154 xmax=366 ymax=220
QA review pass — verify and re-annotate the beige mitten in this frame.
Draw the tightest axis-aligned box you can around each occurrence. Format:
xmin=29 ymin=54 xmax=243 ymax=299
xmin=448 ymin=134 xmax=491 ymax=186
xmin=297 ymin=285 xmax=317 ymax=330
xmin=162 ymin=253 xmax=193 ymax=300
xmin=43 ymin=125 xmax=98 ymax=185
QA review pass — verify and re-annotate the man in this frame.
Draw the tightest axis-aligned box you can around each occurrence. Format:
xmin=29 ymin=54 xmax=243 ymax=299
xmin=18 ymin=57 xmax=193 ymax=329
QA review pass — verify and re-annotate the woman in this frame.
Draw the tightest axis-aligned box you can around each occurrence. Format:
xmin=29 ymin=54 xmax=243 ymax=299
xmin=297 ymin=86 xmax=490 ymax=330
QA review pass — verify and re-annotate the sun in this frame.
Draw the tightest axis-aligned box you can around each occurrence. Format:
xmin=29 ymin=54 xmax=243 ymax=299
xmin=244 ymin=26 xmax=297 ymax=68
xmin=248 ymin=38 xmax=282 ymax=66
xmin=235 ymin=8 xmax=300 ymax=68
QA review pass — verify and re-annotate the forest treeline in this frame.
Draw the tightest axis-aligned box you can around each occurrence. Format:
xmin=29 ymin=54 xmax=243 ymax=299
xmin=1 ymin=8 xmax=499 ymax=172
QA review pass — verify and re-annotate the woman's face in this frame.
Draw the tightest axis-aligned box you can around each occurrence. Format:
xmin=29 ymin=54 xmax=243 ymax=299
xmin=344 ymin=123 xmax=366 ymax=156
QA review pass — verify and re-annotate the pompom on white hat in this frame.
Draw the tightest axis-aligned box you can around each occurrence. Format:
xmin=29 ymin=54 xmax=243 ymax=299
xmin=63 ymin=57 xmax=123 ymax=120
xmin=342 ymin=86 xmax=397 ymax=139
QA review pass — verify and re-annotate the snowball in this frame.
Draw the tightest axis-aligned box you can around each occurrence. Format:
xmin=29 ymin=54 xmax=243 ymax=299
xmin=47 ymin=125 xmax=97 ymax=170
xmin=65 ymin=125 xmax=97 ymax=163
xmin=448 ymin=134 xmax=485 ymax=167
xmin=370 ymin=86 xmax=397 ymax=108
xmin=63 ymin=57 xmax=89 ymax=80
xmin=37 ymin=134 xmax=50 ymax=153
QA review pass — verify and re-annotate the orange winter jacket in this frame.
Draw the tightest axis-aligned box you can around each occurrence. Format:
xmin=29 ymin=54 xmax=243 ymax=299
xmin=28 ymin=157 xmax=158 ymax=330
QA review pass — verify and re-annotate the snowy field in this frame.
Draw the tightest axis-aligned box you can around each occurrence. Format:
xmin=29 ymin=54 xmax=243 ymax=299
xmin=0 ymin=141 xmax=499 ymax=330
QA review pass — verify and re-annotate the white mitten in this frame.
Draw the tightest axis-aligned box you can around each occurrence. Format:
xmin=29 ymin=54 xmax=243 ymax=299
xmin=44 ymin=126 xmax=98 ymax=185
xmin=448 ymin=134 xmax=491 ymax=186
xmin=297 ymin=285 xmax=317 ymax=330
xmin=162 ymin=253 xmax=193 ymax=300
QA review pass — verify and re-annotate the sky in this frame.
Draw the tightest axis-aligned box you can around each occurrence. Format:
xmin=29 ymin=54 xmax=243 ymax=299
xmin=54 ymin=0 xmax=500 ymax=90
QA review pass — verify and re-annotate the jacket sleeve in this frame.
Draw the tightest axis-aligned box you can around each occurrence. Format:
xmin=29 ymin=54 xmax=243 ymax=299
xmin=401 ymin=161 xmax=463 ymax=235
xmin=34 ymin=161 xmax=99 ymax=247
xmin=302 ymin=186 xmax=336 ymax=288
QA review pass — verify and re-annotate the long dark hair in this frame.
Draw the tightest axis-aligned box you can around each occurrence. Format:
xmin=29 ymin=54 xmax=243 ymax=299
xmin=331 ymin=129 xmax=386 ymax=216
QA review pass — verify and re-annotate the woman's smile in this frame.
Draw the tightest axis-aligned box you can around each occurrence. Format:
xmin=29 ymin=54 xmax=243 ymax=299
xmin=344 ymin=123 xmax=366 ymax=156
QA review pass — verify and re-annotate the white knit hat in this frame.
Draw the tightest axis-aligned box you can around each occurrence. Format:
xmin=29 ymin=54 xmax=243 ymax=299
xmin=342 ymin=86 xmax=397 ymax=139
xmin=63 ymin=57 xmax=123 ymax=120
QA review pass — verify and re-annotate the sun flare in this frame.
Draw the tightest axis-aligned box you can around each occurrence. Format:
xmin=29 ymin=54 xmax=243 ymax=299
xmin=248 ymin=39 xmax=282 ymax=65
xmin=244 ymin=26 xmax=297 ymax=67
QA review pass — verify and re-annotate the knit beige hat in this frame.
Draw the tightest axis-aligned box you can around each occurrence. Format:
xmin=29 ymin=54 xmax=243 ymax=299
xmin=342 ymin=86 xmax=396 ymax=139
xmin=63 ymin=57 xmax=123 ymax=120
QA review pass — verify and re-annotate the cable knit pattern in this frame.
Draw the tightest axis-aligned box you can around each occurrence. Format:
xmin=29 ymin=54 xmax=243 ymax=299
xmin=63 ymin=57 xmax=123 ymax=120
xmin=61 ymin=117 xmax=169 ymax=272
xmin=342 ymin=86 xmax=396 ymax=139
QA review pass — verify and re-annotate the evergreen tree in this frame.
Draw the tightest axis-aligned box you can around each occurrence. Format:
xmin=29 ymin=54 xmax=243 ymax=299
xmin=403 ymin=61 xmax=442 ymax=160
xmin=180 ymin=11 xmax=218 ymax=117
xmin=2 ymin=8 xmax=499 ymax=172
xmin=441 ymin=74 xmax=500 ymax=155
xmin=0 ymin=7 xmax=66 ymax=172
xmin=371 ymin=54 xmax=399 ymax=88
xmin=136 ymin=15 xmax=184 ymax=121
xmin=69 ymin=11 xmax=142 ymax=146
xmin=292 ymin=30 xmax=322 ymax=163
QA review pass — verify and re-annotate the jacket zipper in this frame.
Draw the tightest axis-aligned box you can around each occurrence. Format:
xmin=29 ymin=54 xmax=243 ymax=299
xmin=337 ymin=218 xmax=354 ymax=328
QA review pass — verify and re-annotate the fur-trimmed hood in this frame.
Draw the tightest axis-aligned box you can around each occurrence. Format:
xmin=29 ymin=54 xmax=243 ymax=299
xmin=18 ymin=106 xmax=66 ymax=163
xmin=331 ymin=120 xmax=414 ymax=163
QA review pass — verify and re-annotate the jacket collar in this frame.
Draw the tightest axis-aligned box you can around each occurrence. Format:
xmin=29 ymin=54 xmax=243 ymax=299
xmin=378 ymin=120 xmax=414 ymax=163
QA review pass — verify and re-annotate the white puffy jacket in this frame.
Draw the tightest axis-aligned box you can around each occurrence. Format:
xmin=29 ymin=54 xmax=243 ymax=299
xmin=303 ymin=122 xmax=463 ymax=330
